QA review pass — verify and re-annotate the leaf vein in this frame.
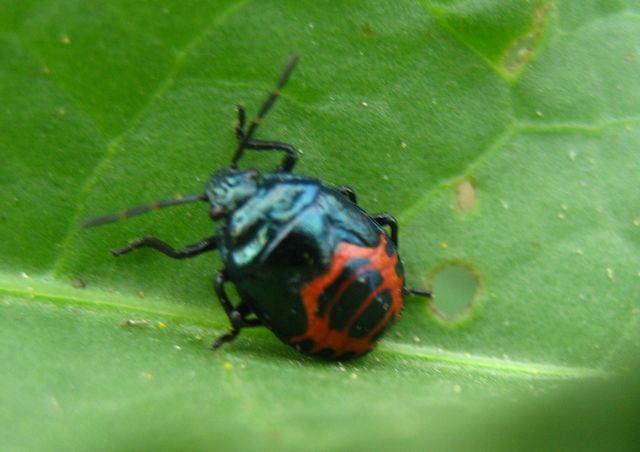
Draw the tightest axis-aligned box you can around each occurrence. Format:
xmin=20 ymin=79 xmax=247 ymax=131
xmin=418 ymin=1 xmax=513 ymax=84
xmin=50 ymin=0 xmax=253 ymax=276
xmin=1 ymin=274 xmax=606 ymax=378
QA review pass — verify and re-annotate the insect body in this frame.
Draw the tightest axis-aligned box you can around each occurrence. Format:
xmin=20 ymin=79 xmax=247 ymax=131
xmin=84 ymin=56 xmax=430 ymax=360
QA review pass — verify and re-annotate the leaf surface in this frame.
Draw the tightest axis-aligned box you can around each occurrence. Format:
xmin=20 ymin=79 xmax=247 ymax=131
xmin=1 ymin=0 xmax=639 ymax=449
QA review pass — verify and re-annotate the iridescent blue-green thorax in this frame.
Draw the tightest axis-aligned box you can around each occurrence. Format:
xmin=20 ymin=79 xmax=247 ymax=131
xmin=211 ymin=171 xmax=383 ymax=275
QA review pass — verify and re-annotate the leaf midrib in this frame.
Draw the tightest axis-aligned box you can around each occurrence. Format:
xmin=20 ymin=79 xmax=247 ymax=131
xmin=1 ymin=272 xmax=607 ymax=379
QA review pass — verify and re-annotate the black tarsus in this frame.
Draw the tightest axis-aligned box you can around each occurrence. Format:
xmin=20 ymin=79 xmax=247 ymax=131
xmin=111 ymin=235 xmax=218 ymax=258
xmin=211 ymin=270 xmax=263 ymax=350
xmin=231 ymin=55 xmax=300 ymax=172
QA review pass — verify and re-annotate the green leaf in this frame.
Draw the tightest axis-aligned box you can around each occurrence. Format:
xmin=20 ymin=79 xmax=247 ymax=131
xmin=1 ymin=0 xmax=639 ymax=449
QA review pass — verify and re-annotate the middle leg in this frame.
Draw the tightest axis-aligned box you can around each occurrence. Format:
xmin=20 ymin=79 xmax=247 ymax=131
xmin=211 ymin=270 xmax=263 ymax=349
xmin=371 ymin=213 xmax=398 ymax=246
xmin=112 ymin=235 xmax=218 ymax=258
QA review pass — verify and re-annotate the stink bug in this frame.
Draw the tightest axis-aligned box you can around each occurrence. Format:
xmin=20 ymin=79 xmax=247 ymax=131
xmin=84 ymin=56 xmax=431 ymax=360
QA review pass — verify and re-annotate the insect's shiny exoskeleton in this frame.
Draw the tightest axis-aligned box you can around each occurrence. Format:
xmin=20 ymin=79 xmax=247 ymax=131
xmin=83 ymin=56 xmax=431 ymax=360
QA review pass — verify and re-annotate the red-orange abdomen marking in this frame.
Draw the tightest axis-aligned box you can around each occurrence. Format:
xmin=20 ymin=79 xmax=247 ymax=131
xmin=292 ymin=234 xmax=405 ymax=358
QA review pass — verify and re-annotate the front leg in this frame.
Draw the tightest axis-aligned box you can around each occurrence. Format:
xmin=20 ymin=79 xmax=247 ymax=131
xmin=111 ymin=235 xmax=218 ymax=258
xmin=211 ymin=270 xmax=263 ymax=350
xmin=235 ymin=105 xmax=299 ymax=172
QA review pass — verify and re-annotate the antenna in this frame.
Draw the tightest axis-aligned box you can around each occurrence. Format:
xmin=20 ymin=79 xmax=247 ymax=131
xmin=82 ymin=193 xmax=206 ymax=228
xmin=230 ymin=55 xmax=299 ymax=169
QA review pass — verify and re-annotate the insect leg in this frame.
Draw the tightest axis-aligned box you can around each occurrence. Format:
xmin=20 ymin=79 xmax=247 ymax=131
xmin=338 ymin=186 xmax=357 ymax=204
xmin=235 ymin=105 xmax=298 ymax=172
xmin=240 ymin=139 xmax=298 ymax=172
xmin=112 ymin=236 xmax=218 ymax=258
xmin=404 ymin=287 xmax=433 ymax=298
xmin=371 ymin=213 xmax=398 ymax=246
xmin=212 ymin=270 xmax=263 ymax=350
xmin=236 ymin=299 xmax=263 ymax=327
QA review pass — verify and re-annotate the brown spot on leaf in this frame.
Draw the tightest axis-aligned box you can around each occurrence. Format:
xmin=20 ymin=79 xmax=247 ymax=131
xmin=456 ymin=180 xmax=476 ymax=212
xmin=501 ymin=2 xmax=552 ymax=75
xmin=361 ymin=24 xmax=377 ymax=38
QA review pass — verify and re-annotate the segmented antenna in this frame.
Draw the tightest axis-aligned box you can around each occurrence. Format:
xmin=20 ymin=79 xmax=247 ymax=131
xmin=230 ymin=55 xmax=300 ymax=168
xmin=82 ymin=193 xmax=207 ymax=228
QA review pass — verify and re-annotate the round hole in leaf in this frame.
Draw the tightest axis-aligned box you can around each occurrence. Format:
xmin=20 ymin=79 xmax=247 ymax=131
xmin=430 ymin=264 xmax=479 ymax=320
